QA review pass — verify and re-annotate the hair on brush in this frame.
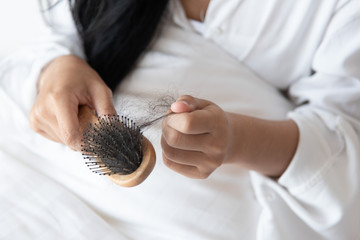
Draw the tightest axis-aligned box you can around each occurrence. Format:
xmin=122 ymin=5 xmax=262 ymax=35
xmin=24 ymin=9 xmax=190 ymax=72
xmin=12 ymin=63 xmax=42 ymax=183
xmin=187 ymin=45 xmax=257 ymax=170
xmin=79 ymin=105 xmax=156 ymax=187
xmin=81 ymin=115 xmax=143 ymax=175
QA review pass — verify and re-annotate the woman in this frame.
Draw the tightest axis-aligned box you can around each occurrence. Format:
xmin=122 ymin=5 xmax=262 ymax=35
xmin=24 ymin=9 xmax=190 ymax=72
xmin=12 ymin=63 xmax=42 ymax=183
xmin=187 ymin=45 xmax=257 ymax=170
xmin=2 ymin=0 xmax=360 ymax=239
xmin=32 ymin=0 xmax=298 ymax=180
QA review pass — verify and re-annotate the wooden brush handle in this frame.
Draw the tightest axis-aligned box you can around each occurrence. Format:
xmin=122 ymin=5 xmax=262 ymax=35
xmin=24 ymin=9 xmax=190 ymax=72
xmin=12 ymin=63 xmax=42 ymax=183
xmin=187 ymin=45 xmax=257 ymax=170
xmin=108 ymin=137 xmax=156 ymax=187
xmin=78 ymin=105 xmax=156 ymax=187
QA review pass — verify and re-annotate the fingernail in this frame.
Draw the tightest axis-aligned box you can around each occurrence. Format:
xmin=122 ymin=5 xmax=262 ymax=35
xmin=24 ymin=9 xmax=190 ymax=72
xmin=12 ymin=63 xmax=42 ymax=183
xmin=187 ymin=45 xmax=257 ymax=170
xmin=178 ymin=99 xmax=191 ymax=107
xmin=171 ymin=99 xmax=192 ymax=113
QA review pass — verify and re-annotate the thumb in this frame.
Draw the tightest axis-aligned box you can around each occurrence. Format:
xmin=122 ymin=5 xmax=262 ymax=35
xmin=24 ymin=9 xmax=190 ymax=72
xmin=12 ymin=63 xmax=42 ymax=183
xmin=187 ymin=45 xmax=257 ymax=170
xmin=171 ymin=95 xmax=210 ymax=113
xmin=90 ymin=85 xmax=117 ymax=117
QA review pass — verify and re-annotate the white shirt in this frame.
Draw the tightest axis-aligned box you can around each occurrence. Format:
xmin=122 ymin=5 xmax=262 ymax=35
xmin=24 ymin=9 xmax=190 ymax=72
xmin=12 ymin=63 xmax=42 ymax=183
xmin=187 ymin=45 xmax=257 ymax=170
xmin=0 ymin=0 xmax=359 ymax=239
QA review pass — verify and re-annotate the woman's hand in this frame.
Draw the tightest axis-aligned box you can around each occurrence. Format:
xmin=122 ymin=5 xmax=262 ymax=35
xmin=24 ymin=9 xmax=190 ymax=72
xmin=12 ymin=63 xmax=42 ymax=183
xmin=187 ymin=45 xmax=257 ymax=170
xmin=161 ymin=95 xmax=299 ymax=179
xmin=161 ymin=95 xmax=232 ymax=179
xmin=29 ymin=55 xmax=116 ymax=151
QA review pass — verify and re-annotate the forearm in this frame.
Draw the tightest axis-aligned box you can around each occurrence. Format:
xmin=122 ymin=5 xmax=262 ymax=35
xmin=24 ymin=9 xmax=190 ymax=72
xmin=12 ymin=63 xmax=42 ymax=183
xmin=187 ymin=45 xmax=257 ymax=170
xmin=225 ymin=113 xmax=299 ymax=178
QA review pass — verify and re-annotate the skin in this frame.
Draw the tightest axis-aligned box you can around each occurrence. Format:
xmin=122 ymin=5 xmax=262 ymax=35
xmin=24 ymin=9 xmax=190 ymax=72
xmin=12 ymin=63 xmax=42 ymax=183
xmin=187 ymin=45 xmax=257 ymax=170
xmin=180 ymin=0 xmax=210 ymax=22
xmin=162 ymin=96 xmax=299 ymax=179
xmin=30 ymin=0 xmax=299 ymax=179
xmin=30 ymin=55 xmax=116 ymax=151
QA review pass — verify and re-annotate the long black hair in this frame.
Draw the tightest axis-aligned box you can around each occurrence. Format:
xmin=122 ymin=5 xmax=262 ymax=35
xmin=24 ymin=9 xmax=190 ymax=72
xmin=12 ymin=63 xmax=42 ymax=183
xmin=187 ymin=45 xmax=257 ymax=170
xmin=41 ymin=0 xmax=170 ymax=91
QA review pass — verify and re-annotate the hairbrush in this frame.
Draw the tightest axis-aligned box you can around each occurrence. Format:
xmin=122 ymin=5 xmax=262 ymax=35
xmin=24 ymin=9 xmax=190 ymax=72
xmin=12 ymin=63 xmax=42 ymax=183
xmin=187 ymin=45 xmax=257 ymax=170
xmin=79 ymin=105 xmax=156 ymax=187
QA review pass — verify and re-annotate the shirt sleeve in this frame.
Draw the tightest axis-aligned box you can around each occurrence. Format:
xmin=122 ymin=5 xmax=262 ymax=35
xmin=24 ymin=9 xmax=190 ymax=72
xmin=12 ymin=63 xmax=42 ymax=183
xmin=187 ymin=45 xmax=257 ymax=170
xmin=274 ymin=0 xmax=360 ymax=237
xmin=0 ymin=0 xmax=84 ymax=116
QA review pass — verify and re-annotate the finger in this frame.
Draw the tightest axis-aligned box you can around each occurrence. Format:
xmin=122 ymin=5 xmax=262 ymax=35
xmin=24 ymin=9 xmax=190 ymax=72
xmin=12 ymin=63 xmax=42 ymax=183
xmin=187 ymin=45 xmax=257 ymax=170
xmin=162 ymin=125 xmax=211 ymax=151
xmin=36 ymin=129 xmax=63 ymax=143
xmin=171 ymin=95 xmax=211 ymax=113
xmin=54 ymin=95 xmax=82 ymax=150
xmin=30 ymin=116 xmax=63 ymax=143
xmin=164 ymin=107 xmax=218 ymax=134
xmin=161 ymin=136 xmax=207 ymax=166
xmin=162 ymin=153 xmax=209 ymax=179
xmin=30 ymin=106 xmax=63 ymax=143
xmin=89 ymin=84 xmax=117 ymax=116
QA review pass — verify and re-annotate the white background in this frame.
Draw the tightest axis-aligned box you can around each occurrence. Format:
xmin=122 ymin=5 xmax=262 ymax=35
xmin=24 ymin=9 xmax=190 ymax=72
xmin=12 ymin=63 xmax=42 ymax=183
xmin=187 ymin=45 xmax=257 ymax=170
xmin=0 ymin=0 xmax=48 ymax=58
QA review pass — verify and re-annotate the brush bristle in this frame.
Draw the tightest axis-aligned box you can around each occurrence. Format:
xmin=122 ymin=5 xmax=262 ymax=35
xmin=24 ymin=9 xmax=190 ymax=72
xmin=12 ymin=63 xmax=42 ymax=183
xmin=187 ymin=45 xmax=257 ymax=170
xmin=81 ymin=115 xmax=143 ymax=175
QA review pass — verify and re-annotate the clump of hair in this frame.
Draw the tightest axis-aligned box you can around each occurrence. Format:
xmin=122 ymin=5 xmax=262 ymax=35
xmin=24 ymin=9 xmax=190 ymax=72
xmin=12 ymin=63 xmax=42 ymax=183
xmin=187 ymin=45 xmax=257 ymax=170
xmin=81 ymin=115 xmax=143 ymax=175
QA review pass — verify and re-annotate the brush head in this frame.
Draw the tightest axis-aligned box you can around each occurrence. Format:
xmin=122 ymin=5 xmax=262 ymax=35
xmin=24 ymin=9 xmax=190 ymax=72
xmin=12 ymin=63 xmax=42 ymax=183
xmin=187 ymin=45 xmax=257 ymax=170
xmin=80 ymin=108 xmax=156 ymax=187
xmin=81 ymin=115 xmax=143 ymax=175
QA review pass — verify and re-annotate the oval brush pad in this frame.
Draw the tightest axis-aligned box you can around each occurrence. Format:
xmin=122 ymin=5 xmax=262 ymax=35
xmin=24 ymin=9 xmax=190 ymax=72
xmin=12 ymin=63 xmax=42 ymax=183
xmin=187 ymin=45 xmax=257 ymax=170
xmin=79 ymin=106 xmax=156 ymax=187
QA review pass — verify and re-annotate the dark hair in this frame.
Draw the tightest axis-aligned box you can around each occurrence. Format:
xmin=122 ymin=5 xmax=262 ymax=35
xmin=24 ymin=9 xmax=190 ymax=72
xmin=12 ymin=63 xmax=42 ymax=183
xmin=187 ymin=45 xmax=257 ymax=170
xmin=70 ymin=0 xmax=169 ymax=91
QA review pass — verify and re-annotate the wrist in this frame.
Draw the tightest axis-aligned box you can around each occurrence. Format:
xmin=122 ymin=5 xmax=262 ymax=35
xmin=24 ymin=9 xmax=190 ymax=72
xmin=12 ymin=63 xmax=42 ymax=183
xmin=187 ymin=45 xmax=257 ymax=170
xmin=225 ymin=113 xmax=299 ymax=178
xmin=37 ymin=60 xmax=53 ymax=93
xmin=36 ymin=54 xmax=82 ymax=93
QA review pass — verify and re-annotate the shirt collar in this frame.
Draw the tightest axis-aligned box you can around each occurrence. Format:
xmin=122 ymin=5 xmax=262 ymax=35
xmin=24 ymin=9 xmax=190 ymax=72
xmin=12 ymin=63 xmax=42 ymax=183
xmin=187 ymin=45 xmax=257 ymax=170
xmin=167 ymin=0 xmax=194 ymax=31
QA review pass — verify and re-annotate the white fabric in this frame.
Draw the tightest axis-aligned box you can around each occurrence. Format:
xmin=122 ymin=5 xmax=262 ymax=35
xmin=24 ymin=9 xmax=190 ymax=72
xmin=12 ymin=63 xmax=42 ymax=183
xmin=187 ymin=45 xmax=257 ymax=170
xmin=171 ymin=0 xmax=360 ymax=238
xmin=0 ymin=0 xmax=359 ymax=239
xmin=189 ymin=20 xmax=205 ymax=34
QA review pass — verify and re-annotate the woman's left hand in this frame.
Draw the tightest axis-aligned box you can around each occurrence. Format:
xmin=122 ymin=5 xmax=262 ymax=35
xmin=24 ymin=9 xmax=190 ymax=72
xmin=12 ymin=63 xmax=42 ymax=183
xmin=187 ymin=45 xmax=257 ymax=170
xmin=161 ymin=95 xmax=232 ymax=179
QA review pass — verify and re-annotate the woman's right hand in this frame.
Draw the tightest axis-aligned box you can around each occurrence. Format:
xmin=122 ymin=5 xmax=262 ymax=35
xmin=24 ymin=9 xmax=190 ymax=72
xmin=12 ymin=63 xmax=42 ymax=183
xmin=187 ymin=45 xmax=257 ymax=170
xmin=29 ymin=55 xmax=116 ymax=151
